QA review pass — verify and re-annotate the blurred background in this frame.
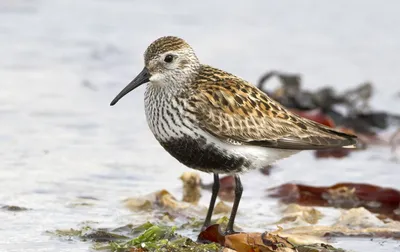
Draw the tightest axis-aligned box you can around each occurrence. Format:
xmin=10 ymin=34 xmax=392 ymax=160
xmin=1 ymin=0 xmax=399 ymax=251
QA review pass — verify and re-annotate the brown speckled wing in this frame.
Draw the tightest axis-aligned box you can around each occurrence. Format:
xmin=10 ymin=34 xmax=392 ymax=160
xmin=190 ymin=65 xmax=357 ymax=150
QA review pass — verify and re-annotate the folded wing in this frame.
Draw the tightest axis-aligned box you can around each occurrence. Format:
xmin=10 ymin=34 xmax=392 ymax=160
xmin=191 ymin=66 xmax=357 ymax=150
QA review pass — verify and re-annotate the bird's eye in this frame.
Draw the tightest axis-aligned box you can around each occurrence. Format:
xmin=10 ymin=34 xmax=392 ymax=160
xmin=164 ymin=54 xmax=174 ymax=63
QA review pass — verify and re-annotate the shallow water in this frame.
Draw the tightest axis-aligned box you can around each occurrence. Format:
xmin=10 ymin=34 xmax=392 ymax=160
xmin=1 ymin=0 xmax=400 ymax=251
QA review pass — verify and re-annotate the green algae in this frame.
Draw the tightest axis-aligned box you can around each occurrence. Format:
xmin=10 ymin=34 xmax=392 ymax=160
xmin=296 ymin=244 xmax=346 ymax=252
xmin=102 ymin=222 xmax=221 ymax=252
xmin=51 ymin=221 xmax=220 ymax=251
xmin=53 ymin=227 xmax=89 ymax=237
xmin=50 ymin=225 xmax=128 ymax=242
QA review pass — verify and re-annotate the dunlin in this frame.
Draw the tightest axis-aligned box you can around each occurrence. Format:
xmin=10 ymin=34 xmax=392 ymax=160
xmin=110 ymin=36 xmax=357 ymax=235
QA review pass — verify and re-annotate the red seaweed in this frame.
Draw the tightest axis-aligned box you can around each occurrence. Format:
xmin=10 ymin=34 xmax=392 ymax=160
xmin=268 ymin=183 xmax=400 ymax=220
xmin=291 ymin=109 xmax=336 ymax=128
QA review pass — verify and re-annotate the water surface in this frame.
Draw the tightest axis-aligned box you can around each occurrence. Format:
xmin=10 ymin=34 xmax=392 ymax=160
xmin=1 ymin=0 xmax=400 ymax=251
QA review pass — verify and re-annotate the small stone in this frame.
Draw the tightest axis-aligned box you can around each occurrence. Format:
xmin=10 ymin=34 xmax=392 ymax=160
xmin=1 ymin=205 xmax=29 ymax=211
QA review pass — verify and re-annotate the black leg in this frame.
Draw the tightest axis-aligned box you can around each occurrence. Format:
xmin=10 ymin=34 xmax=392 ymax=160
xmin=225 ymin=174 xmax=243 ymax=235
xmin=201 ymin=173 xmax=220 ymax=231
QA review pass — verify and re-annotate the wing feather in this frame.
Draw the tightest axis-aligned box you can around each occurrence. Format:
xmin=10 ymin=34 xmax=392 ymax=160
xmin=190 ymin=65 xmax=357 ymax=150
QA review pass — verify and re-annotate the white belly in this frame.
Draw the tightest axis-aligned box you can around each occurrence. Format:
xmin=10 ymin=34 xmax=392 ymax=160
xmin=200 ymin=131 xmax=300 ymax=173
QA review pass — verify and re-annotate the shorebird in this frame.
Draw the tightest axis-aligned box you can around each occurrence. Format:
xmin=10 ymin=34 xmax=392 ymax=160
xmin=110 ymin=36 xmax=357 ymax=235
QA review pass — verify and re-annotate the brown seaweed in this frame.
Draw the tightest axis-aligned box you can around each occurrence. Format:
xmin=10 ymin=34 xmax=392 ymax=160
xmin=198 ymin=224 xmax=346 ymax=252
xmin=268 ymin=183 xmax=400 ymax=220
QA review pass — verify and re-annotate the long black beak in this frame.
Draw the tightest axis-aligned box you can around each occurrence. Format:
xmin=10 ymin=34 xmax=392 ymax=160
xmin=110 ymin=67 xmax=150 ymax=106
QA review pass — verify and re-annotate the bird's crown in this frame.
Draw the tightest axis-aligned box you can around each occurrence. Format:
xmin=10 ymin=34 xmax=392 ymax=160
xmin=144 ymin=36 xmax=191 ymax=65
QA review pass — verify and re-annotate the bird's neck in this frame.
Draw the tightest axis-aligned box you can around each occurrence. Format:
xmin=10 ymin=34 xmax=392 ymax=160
xmin=148 ymin=71 xmax=199 ymax=96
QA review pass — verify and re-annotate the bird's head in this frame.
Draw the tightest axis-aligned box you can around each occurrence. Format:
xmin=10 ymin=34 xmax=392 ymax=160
xmin=110 ymin=36 xmax=200 ymax=105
